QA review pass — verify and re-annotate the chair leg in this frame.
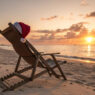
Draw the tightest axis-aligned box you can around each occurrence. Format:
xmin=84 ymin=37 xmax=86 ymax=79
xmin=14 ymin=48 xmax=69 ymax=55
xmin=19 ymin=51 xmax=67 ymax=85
xmin=30 ymin=56 xmax=39 ymax=81
xmin=51 ymin=54 xmax=67 ymax=80
xmin=15 ymin=56 xmax=21 ymax=72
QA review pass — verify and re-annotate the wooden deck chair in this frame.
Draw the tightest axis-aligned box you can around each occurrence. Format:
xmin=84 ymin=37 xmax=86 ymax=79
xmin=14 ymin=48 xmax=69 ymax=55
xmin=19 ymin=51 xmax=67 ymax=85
xmin=0 ymin=23 xmax=67 ymax=92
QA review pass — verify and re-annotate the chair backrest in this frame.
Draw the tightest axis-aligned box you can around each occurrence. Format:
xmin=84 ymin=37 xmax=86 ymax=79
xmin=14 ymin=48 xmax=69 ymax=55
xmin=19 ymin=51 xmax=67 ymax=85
xmin=0 ymin=23 xmax=36 ymax=65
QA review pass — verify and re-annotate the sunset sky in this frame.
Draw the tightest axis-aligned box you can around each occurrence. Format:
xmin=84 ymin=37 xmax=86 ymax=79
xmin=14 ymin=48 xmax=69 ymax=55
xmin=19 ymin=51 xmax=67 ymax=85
xmin=0 ymin=0 xmax=95 ymax=45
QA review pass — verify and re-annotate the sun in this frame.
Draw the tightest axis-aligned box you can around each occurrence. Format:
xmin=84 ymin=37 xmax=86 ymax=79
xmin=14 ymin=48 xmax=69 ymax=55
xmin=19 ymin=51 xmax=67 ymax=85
xmin=85 ymin=37 xmax=93 ymax=43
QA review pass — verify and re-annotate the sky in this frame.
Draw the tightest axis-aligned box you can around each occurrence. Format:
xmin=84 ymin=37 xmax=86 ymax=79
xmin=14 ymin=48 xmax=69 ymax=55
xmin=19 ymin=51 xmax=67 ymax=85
xmin=0 ymin=0 xmax=95 ymax=45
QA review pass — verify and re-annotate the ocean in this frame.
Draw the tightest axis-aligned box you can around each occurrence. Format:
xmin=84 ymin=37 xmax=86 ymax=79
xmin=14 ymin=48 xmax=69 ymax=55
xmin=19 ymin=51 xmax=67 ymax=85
xmin=0 ymin=45 xmax=95 ymax=63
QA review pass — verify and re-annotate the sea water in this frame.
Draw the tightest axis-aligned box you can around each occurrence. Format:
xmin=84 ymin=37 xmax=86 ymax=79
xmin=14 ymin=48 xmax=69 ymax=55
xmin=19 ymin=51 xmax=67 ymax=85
xmin=0 ymin=45 xmax=95 ymax=62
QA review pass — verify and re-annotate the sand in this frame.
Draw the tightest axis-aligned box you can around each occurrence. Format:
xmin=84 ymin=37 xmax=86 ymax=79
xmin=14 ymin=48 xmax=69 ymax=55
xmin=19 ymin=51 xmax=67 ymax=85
xmin=0 ymin=48 xmax=95 ymax=95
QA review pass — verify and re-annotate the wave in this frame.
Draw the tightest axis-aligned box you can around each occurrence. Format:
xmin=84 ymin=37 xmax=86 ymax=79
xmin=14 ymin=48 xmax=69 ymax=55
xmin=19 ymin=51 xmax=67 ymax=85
xmin=57 ymin=55 xmax=95 ymax=61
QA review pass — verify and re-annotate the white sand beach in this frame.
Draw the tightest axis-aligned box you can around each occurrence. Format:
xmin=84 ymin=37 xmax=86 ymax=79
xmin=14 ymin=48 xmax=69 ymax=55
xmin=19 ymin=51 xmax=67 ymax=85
xmin=0 ymin=48 xmax=95 ymax=95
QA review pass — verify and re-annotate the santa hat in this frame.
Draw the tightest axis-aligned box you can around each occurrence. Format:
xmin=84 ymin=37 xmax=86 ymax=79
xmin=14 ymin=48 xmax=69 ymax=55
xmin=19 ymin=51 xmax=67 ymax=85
xmin=14 ymin=22 xmax=30 ymax=43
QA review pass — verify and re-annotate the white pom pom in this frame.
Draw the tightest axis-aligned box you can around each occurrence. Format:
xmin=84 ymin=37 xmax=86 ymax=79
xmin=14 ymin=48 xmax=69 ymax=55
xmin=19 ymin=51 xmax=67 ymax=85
xmin=20 ymin=38 xmax=26 ymax=43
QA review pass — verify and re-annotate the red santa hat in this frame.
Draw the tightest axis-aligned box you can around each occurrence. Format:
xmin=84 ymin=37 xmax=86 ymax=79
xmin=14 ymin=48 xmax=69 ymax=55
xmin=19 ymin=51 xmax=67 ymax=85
xmin=19 ymin=22 xmax=30 ymax=38
xmin=14 ymin=22 xmax=30 ymax=43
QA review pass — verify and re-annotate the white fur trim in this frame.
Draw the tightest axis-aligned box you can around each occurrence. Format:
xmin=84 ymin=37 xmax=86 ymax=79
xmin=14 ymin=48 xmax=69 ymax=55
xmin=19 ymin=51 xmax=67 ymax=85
xmin=20 ymin=38 xmax=26 ymax=43
xmin=14 ymin=22 xmax=22 ymax=34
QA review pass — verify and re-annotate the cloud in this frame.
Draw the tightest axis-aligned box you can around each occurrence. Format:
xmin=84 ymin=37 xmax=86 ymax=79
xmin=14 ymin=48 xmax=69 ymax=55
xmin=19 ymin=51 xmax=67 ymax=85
xmin=63 ymin=22 xmax=88 ymax=39
xmin=28 ymin=21 xmax=95 ymax=44
xmin=80 ymin=0 xmax=88 ymax=6
xmin=41 ymin=15 xmax=58 ymax=21
xmin=64 ymin=32 xmax=77 ymax=39
xmin=69 ymin=22 xmax=88 ymax=32
xmin=26 ymin=22 xmax=90 ymax=45
xmin=86 ymin=11 xmax=95 ymax=18
xmin=55 ymin=29 xmax=68 ymax=33
xmin=31 ymin=22 xmax=88 ymax=41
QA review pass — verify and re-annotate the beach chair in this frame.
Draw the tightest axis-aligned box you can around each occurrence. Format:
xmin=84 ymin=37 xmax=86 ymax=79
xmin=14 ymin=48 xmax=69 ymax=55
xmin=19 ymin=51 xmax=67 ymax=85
xmin=0 ymin=23 xmax=67 ymax=92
